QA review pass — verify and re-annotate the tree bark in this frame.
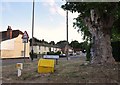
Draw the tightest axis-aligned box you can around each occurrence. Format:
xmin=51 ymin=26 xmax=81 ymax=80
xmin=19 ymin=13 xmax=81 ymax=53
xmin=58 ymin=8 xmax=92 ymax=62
xmin=85 ymin=9 xmax=115 ymax=64
xmin=90 ymin=27 xmax=115 ymax=64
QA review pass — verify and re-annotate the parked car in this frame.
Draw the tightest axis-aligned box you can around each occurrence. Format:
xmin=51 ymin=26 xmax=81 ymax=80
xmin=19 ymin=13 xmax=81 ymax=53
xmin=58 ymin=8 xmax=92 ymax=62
xmin=59 ymin=54 xmax=66 ymax=57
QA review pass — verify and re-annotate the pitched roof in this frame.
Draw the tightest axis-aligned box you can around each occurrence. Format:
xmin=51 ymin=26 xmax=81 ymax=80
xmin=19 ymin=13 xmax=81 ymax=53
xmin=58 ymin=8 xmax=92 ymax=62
xmin=0 ymin=29 xmax=23 ymax=42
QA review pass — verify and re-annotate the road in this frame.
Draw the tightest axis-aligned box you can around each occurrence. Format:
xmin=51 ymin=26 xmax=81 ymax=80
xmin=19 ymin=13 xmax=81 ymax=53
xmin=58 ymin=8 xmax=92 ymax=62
xmin=2 ymin=54 xmax=86 ymax=66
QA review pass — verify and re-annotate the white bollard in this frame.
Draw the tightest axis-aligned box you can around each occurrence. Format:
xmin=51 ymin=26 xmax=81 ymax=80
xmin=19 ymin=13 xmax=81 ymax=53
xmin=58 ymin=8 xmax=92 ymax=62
xmin=16 ymin=63 xmax=23 ymax=77
xmin=18 ymin=69 xmax=21 ymax=77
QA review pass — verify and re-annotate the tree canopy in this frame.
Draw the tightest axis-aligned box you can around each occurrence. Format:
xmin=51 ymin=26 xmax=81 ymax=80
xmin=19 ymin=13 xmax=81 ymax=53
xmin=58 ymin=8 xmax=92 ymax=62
xmin=62 ymin=2 xmax=120 ymax=41
xmin=62 ymin=2 xmax=120 ymax=64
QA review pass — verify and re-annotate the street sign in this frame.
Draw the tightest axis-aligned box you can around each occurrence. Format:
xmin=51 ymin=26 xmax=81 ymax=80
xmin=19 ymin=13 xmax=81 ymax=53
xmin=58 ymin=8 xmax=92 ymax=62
xmin=22 ymin=31 xmax=29 ymax=39
xmin=22 ymin=39 xmax=28 ymax=43
xmin=22 ymin=31 xmax=29 ymax=43
xmin=22 ymin=31 xmax=29 ymax=62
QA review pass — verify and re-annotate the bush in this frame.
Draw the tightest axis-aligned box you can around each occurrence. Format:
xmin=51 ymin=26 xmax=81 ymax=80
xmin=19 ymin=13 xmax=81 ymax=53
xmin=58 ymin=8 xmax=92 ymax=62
xmin=47 ymin=51 xmax=61 ymax=55
xmin=55 ymin=51 xmax=61 ymax=55
xmin=47 ymin=51 xmax=55 ymax=55
xmin=111 ymin=41 xmax=120 ymax=62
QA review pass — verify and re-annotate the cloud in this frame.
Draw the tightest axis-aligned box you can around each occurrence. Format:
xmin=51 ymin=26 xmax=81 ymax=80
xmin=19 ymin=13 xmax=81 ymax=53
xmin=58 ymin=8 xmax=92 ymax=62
xmin=49 ymin=7 xmax=56 ymax=14
xmin=43 ymin=0 xmax=55 ymax=6
xmin=49 ymin=16 xmax=54 ymax=22
xmin=42 ymin=0 xmax=79 ymax=19
xmin=55 ymin=5 xmax=66 ymax=17
xmin=40 ymin=0 xmax=81 ymax=42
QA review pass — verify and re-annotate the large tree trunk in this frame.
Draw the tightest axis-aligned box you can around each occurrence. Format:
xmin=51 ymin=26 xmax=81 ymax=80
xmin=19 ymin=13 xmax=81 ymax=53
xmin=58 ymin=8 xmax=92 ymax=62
xmin=85 ymin=9 xmax=115 ymax=64
xmin=90 ymin=27 xmax=115 ymax=64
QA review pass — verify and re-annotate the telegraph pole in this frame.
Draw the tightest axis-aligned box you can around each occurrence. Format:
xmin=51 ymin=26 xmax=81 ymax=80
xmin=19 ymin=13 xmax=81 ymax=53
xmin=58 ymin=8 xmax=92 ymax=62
xmin=66 ymin=5 xmax=69 ymax=60
xmin=31 ymin=0 xmax=35 ymax=61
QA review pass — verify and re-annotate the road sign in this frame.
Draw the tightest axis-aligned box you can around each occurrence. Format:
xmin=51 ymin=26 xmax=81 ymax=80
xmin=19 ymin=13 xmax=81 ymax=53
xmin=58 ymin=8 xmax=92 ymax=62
xmin=22 ymin=31 xmax=29 ymax=62
xmin=22 ymin=31 xmax=29 ymax=43
xmin=22 ymin=31 xmax=29 ymax=39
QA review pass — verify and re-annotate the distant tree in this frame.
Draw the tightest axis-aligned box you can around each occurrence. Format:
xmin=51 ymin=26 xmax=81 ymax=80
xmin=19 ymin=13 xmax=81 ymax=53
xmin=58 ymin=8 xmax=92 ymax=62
xmin=49 ymin=41 xmax=55 ymax=45
xmin=41 ymin=39 xmax=48 ymax=44
xmin=56 ymin=40 xmax=69 ymax=48
xmin=56 ymin=40 xmax=68 ymax=44
xmin=70 ymin=40 xmax=80 ymax=48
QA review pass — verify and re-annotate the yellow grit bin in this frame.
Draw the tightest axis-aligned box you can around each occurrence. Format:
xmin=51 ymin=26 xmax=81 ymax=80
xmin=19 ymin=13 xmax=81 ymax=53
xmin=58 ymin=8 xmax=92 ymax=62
xmin=38 ymin=58 xmax=55 ymax=73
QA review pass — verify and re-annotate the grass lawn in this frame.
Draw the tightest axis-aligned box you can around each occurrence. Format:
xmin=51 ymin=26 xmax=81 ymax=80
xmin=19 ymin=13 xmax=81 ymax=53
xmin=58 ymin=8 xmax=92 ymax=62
xmin=2 ymin=56 xmax=119 ymax=84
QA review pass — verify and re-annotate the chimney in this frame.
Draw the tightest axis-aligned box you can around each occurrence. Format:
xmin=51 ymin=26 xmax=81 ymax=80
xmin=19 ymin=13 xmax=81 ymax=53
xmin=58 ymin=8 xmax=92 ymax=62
xmin=7 ymin=26 xmax=12 ymax=39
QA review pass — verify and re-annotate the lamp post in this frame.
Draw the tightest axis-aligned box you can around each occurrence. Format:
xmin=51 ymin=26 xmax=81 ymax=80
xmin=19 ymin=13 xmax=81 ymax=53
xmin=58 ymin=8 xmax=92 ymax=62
xmin=31 ymin=0 xmax=35 ymax=61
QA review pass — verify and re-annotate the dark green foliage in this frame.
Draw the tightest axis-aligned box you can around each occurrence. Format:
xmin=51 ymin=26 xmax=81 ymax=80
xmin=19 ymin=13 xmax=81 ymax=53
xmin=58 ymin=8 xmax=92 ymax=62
xmin=69 ymin=40 xmax=80 ymax=49
xmin=62 ymin=2 xmax=120 ymax=63
xmin=47 ymin=51 xmax=55 ymax=55
xmin=111 ymin=41 xmax=120 ymax=62
xmin=49 ymin=41 xmax=55 ymax=45
xmin=56 ymin=40 xmax=68 ymax=48
xmin=55 ymin=51 xmax=61 ymax=55
xmin=111 ymin=18 xmax=120 ymax=41
xmin=47 ymin=51 xmax=61 ymax=55
xmin=61 ymin=2 xmax=120 ymax=42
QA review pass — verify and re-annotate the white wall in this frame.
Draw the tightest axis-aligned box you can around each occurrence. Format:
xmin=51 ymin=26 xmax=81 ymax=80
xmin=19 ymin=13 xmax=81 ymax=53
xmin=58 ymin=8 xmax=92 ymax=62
xmin=0 ymin=38 xmax=15 ymax=50
xmin=30 ymin=45 xmax=61 ymax=54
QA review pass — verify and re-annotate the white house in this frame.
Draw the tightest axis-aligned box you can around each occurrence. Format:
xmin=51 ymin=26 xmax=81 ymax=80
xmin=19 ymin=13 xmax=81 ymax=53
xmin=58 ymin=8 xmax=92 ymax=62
xmin=30 ymin=43 xmax=61 ymax=54
xmin=0 ymin=26 xmax=30 ymax=59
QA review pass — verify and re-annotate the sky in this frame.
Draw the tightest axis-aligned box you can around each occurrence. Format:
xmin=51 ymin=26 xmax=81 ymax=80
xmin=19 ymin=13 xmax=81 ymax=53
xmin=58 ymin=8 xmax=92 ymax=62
xmin=1 ymin=0 xmax=84 ymax=43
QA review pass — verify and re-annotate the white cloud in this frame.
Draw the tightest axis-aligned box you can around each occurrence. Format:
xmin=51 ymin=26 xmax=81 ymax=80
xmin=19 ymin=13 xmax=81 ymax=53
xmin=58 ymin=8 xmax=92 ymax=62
xmin=49 ymin=7 xmax=56 ymax=15
xmin=39 ymin=0 xmax=82 ymax=43
xmin=43 ymin=0 xmax=55 ymax=6
xmin=42 ymin=0 xmax=79 ymax=19
xmin=49 ymin=16 xmax=54 ymax=22
xmin=56 ymin=5 xmax=66 ymax=17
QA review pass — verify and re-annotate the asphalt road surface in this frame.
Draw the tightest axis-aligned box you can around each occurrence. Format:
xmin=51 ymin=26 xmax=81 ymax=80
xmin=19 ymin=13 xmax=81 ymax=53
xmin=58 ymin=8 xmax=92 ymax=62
xmin=2 ymin=54 xmax=86 ymax=66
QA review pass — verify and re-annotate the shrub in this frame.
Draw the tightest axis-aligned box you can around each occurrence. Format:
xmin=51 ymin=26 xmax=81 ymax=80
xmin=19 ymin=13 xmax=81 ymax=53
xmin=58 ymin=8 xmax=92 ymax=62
xmin=55 ymin=51 xmax=61 ymax=55
xmin=47 ymin=51 xmax=55 ymax=55
xmin=111 ymin=41 xmax=120 ymax=62
xmin=47 ymin=51 xmax=61 ymax=55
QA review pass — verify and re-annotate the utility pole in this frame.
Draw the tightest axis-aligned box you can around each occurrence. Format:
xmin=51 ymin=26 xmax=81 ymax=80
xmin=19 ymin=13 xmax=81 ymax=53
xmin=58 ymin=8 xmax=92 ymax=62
xmin=66 ymin=6 xmax=69 ymax=60
xmin=31 ymin=0 xmax=35 ymax=61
